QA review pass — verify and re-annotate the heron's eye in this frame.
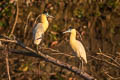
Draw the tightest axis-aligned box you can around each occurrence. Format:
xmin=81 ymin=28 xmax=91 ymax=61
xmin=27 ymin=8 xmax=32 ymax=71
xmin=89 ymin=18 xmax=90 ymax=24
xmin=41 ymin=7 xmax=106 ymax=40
xmin=69 ymin=26 xmax=73 ymax=29
xmin=45 ymin=13 xmax=49 ymax=16
xmin=69 ymin=26 xmax=73 ymax=31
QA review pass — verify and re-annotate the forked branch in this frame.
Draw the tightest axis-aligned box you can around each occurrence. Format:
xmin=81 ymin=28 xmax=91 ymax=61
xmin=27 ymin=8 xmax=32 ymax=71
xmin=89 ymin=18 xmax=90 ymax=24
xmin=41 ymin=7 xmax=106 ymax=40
xmin=0 ymin=36 xmax=95 ymax=80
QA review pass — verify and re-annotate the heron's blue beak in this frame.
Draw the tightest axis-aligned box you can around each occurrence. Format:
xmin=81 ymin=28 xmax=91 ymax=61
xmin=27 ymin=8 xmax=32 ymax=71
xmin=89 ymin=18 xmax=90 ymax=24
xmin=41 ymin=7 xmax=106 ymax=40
xmin=45 ymin=13 xmax=54 ymax=18
xmin=48 ymin=15 xmax=54 ymax=18
xmin=63 ymin=29 xmax=71 ymax=34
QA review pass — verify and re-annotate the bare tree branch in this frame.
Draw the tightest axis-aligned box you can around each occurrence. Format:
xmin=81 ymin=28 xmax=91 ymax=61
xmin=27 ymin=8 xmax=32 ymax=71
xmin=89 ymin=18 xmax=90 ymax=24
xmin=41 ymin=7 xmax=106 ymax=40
xmin=97 ymin=48 xmax=120 ymax=67
xmin=5 ymin=46 xmax=11 ymax=80
xmin=24 ymin=12 xmax=32 ymax=38
xmin=0 ymin=36 xmax=96 ymax=80
xmin=43 ymin=47 xmax=75 ymax=58
xmin=33 ymin=14 xmax=41 ymax=28
xmin=89 ymin=55 xmax=120 ymax=69
xmin=9 ymin=0 xmax=19 ymax=37
xmin=104 ymin=72 xmax=120 ymax=80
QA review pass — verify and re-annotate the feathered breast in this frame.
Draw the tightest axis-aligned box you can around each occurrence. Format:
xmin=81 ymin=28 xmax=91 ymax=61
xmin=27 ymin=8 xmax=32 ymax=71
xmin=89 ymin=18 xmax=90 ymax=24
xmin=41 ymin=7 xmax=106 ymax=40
xmin=70 ymin=39 xmax=87 ymax=64
xmin=33 ymin=23 xmax=44 ymax=45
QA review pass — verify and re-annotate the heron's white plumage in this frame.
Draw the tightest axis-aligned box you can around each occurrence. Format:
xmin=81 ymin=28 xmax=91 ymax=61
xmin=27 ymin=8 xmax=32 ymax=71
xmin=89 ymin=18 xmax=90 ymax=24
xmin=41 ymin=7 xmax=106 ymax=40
xmin=69 ymin=29 xmax=87 ymax=64
xmin=33 ymin=23 xmax=44 ymax=45
xmin=71 ymin=40 xmax=87 ymax=63
xmin=33 ymin=13 xmax=50 ymax=46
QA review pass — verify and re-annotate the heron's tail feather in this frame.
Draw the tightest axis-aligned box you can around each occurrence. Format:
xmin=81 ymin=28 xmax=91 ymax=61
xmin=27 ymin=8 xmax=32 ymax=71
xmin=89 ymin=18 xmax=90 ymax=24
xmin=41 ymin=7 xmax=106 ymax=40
xmin=81 ymin=57 xmax=87 ymax=64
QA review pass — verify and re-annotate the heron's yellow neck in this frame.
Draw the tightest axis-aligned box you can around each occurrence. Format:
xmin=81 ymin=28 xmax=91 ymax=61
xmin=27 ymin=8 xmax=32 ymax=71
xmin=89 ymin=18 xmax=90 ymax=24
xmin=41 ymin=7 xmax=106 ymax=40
xmin=41 ymin=14 xmax=49 ymax=32
xmin=70 ymin=29 xmax=76 ymax=43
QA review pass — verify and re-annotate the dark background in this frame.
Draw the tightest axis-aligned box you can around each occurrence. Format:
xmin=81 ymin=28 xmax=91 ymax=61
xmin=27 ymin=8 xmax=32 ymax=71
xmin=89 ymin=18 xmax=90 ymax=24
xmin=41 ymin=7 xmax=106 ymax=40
xmin=0 ymin=0 xmax=120 ymax=80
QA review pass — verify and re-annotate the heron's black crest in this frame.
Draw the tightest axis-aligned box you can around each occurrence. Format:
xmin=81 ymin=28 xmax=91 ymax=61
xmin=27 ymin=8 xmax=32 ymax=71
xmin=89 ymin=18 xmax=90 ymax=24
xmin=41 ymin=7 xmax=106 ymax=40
xmin=43 ymin=11 xmax=49 ymax=17
xmin=69 ymin=26 xmax=74 ymax=30
xmin=43 ymin=11 xmax=48 ymax=14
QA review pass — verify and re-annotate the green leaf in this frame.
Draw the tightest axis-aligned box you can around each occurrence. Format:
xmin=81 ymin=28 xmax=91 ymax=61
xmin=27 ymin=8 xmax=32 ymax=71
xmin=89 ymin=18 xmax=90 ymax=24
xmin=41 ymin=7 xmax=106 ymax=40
xmin=0 ymin=22 xmax=3 ymax=27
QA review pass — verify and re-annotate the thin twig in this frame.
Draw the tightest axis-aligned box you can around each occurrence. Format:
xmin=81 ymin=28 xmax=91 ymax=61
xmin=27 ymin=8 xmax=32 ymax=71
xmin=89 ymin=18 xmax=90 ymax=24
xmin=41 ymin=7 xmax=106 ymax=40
xmin=43 ymin=47 xmax=60 ymax=52
xmin=97 ymin=48 xmax=120 ymax=67
xmin=104 ymin=72 xmax=120 ymax=80
xmin=76 ymin=31 xmax=82 ymax=41
xmin=9 ymin=0 xmax=19 ymax=37
xmin=116 ymin=52 xmax=120 ymax=56
xmin=43 ymin=47 xmax=75 ymax=58
xmin=89 ymin=55 xmax=120 ymax=69
xmin=0 ymin=35 xmax=11 ymax=39
xmin=50 ymin=52 xmax=75 ymax=58
xmin=5 ymin=46 xmax=11 ymax=80
xmin=24 ymin=12 xmax=32 ymax=38
xmin=0 ymin=41 xmax=2 ymax=46
xmin=33 ymin=14 xmax=41 ymax=28
xmin=0 ymin=39 xmax=17 ymax=43
xmin=98 ymin=48 xmax=115 ymax=57
xmin=100 ymin=53 xmax=120 ymax=66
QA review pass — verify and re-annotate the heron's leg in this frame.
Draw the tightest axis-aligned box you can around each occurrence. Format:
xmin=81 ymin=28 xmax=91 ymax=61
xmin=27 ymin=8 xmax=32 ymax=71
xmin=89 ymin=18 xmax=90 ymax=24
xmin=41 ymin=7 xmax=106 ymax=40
xmin=77 ymin=59 xmax=84 ymax=74
xmin=77 ymin=58 xmax=81 ymax=70
xmin=39 ymin=45 xmax=42 ymax=50
xmin=81 ymin=59 xmax=84 ymax=72
xmin=78 ymin=63 xmax=80 ymax=70
xmin=36 ymin=45 xmax=39 ymax=53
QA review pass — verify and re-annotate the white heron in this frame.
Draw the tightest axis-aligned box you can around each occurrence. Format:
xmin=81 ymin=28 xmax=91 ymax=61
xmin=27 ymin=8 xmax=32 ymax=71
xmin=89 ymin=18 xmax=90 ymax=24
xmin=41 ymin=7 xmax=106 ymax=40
xmin=33 ymin=12 xmax=54 ymax=52
xmin=63 ymin=27 xmax=87 ymax=71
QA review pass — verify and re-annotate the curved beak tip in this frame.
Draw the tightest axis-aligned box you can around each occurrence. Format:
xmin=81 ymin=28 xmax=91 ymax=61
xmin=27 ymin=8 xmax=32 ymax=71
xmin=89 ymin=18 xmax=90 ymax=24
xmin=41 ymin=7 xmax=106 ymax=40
xmin=50 ymin=16 xmax=55 ymax=18
xmin=63 ymin=31 xmax=69 ymax=34
xmin=63 ymin=32 xmax=65 ymax=34
xmin=48 ymin=15 xmax=54 ymax=18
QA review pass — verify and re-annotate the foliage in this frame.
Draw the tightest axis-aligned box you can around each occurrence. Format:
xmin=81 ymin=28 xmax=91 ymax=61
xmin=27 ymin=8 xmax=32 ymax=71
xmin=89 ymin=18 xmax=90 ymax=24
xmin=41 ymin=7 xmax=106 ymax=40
xmin=0 ymin=0 xmax=14 ymax=28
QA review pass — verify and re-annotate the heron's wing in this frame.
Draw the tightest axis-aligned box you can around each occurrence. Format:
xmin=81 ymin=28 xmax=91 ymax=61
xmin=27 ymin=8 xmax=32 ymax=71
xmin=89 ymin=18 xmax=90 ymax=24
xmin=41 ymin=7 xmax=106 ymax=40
xmin=33 ymin=23 xmax=44 ymax=45
xmin=75 ymin=40 xmax=87 ymax=63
